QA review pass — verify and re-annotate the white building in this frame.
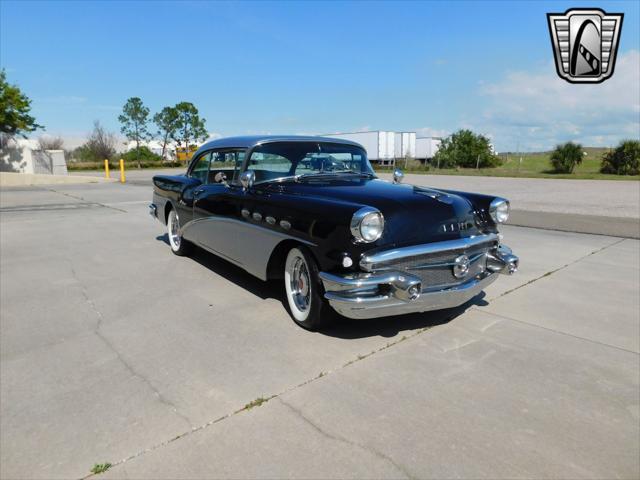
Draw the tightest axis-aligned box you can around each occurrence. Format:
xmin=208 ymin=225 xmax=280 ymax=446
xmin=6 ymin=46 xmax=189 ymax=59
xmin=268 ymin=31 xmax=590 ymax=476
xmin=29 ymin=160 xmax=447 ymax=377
xmin=123 ymin=139 xmax=179 ymax=160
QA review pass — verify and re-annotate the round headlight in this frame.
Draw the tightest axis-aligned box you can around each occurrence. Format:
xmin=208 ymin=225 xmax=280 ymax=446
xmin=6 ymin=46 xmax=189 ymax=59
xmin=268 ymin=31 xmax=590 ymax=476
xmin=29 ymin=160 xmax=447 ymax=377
xmin=350 ymin=207 xmax=384 ymax=243
xmin=489 ymin=198 xmax=510 ymax=224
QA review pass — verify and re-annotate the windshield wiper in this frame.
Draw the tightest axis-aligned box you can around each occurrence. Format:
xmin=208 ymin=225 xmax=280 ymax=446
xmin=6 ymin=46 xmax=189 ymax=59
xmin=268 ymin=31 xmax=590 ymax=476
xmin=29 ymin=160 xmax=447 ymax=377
xmin=295 ymin=171 xmax=376 ymax=181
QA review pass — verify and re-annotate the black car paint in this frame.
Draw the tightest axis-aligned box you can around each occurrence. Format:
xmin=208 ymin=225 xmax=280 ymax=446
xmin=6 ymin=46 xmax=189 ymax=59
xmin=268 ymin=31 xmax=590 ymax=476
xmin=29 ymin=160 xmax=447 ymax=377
xmin=152 ymin=172 xmax=500 ymax=275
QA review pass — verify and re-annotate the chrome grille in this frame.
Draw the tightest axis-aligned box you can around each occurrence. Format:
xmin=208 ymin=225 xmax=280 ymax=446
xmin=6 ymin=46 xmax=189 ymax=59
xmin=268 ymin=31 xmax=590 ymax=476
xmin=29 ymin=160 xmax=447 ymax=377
xmin=366 ymin=237 xmax=496 ymax=290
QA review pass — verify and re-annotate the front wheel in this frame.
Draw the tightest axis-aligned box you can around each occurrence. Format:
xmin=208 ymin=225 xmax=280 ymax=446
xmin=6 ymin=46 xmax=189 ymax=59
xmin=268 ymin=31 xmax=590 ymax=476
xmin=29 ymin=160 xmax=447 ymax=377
xmin=284 ymin=246 xmax=334 ymax=330
xmin=167 ymin=209 xmax=191 ymax=256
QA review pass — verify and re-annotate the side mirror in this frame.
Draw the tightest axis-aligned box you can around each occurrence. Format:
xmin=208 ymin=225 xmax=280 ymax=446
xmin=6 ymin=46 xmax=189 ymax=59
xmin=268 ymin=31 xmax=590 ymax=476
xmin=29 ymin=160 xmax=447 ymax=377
xmin=392 ymin=168 xmax=404 ymax=184
xmin=240 ymin=170 xmax=255 ymax=191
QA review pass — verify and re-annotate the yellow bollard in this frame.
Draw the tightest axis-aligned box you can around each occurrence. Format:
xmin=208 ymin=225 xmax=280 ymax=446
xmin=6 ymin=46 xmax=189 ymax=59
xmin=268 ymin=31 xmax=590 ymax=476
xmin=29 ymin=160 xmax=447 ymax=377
xmin=119 ymin=159 xmax=125 ymax=183
xmin=104 ymin=159 xmax=110 ymax=179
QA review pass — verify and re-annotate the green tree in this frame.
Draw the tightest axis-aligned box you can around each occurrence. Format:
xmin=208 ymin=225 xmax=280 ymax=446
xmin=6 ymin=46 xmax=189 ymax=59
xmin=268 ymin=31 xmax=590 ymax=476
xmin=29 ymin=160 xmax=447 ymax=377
xmin=550 ymin=142 xmax=583 ymax=174
xmin=0 ymin=69 xmax=42 ymax=147
xmin=174 ymin=102 xmax=208 ymax=151
xmin=121 ymin=145 xmax=162 ymax=164
xmin=153 ymin=106 xmax=179 ymax=161
xmin=432 ymin=129 xmax=500 ymax=169
xmin=600 ymin=140 xmax=640 ymax=176
xmin=118 ymin=97 xmax=150 ymax=167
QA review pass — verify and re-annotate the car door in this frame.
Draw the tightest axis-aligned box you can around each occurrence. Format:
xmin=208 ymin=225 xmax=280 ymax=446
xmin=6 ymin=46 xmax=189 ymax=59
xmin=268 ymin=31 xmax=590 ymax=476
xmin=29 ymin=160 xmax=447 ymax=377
xmin=190 ymin=149 xmax=246 ymax=263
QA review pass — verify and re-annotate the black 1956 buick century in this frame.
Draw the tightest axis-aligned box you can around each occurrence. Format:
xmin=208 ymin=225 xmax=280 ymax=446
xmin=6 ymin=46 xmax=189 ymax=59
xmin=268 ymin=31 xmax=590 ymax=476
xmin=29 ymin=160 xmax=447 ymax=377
xmin=150 ymin=136 xmax=519 ymax=330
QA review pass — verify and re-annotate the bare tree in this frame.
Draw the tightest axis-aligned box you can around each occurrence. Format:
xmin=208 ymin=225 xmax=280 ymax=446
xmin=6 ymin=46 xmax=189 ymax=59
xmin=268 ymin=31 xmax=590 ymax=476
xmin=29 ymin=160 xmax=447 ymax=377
xmin=85 ymin=121 xmax=117 ymax=161
xmin=37 ymin=135 xmax=64 ymax=151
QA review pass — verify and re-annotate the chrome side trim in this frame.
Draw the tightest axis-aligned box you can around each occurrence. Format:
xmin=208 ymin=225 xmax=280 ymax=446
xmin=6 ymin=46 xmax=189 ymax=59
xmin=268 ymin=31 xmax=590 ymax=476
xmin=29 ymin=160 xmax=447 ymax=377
xmin=181 ymin=215 xmax=315 ymax=281
xmin=360 ymin=233 xmax=499 ymax=271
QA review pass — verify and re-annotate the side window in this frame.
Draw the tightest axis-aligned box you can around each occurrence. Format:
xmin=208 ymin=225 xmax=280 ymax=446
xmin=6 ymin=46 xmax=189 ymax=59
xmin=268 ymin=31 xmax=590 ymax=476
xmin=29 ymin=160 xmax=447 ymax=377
xmin=247 ymin=152 xmax=292 ymax=183
xmin=209 ymin=149 xmax=246 ymax=184
xmin=189 ymin=152 xmax=212 ymax=183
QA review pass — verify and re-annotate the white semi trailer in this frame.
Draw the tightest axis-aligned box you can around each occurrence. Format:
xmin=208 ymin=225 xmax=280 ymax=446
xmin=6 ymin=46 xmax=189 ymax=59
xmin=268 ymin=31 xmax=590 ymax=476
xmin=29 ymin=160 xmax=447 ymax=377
xmin=394 ymin=132 xmax=416 ymax=158
xmin=415 ymin=137 xmax=442 ymax=160
xmin=323 ymin=131 xmax=395 ymax=165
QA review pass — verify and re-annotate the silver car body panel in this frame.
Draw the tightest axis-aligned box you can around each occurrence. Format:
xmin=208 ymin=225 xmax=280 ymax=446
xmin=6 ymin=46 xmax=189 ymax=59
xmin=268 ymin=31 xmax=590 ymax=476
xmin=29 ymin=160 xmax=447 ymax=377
xmin=180 ymin=216 xmax=315 ymax=280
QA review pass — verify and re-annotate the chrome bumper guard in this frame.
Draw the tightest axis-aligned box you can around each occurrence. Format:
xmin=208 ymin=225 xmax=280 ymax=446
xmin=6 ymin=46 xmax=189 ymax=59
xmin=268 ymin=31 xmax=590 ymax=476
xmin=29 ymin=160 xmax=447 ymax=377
xmin=319 ymin=242 xmax=519 ymax=320
xmin=149 ymin=203 xmax=158 ymax=218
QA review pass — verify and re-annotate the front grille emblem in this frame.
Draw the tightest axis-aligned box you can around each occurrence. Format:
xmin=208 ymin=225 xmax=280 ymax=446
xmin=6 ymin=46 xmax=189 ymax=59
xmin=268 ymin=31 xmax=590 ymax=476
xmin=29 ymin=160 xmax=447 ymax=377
xmin=453 ymin=255 xmax=470 ymax=279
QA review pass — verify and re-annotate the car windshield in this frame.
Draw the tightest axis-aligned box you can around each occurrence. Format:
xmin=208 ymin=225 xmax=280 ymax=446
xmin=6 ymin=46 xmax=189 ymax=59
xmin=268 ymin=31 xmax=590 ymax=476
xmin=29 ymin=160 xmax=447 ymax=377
xmin=247 ymin=142 xmax=374 ymax=184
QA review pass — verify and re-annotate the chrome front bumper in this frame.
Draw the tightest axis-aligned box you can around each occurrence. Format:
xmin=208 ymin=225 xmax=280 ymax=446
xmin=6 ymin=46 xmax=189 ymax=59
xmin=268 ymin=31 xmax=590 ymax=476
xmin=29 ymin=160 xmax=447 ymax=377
xmin=319 ymin=242 xmax=519 ymax=320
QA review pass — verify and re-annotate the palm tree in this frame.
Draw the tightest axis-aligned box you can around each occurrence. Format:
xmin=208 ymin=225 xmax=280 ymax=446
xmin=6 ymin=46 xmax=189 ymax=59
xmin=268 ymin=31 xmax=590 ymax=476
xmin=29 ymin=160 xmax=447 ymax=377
xmin=550 ymin=142 xmax=583 ymax=173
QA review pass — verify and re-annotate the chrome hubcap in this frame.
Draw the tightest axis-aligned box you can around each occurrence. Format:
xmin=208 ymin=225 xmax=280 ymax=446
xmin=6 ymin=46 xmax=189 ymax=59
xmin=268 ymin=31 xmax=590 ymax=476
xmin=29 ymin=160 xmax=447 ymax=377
xmin=169 ymin=212 xmax=181 ymax=249
xmin=288 ymin=256 xmax=310 ymax=312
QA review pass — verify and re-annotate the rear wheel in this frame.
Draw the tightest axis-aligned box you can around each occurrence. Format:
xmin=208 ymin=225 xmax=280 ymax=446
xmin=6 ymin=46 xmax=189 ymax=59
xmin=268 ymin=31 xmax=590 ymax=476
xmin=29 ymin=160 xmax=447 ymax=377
xmin=167 ymin=209 xmax=191 ymax=256
xmin=284 ymin=246 xmax=334 ymax=330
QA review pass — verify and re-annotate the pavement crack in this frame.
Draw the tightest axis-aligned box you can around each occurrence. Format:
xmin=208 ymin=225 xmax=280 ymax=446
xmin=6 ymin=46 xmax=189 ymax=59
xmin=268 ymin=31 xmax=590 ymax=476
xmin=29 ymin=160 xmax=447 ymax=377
xmin=47 ymin=188 xmax=127 ymax=213
xmin=82 ymin=326 xmax=433 ymax=478
xmin=278 ymin=398 xmax=414 ymax=479
xmin=69 ymin=260 xmax=103 ymax=331
xmin=495 ymin=237 xmax=626 ymax=299
xmin=476 ymin=308 xmax=639 ymax=356
xmin=68 ymin=260 xmax=193 ymax=430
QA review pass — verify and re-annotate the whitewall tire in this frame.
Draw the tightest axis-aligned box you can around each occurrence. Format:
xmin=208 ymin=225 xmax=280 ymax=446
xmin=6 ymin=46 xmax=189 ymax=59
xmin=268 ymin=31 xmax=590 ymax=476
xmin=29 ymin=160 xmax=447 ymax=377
xmin=167 ymin=209 xmax=190 ymax=256
xmin=284 ymin=246 xmax=335 ymax=329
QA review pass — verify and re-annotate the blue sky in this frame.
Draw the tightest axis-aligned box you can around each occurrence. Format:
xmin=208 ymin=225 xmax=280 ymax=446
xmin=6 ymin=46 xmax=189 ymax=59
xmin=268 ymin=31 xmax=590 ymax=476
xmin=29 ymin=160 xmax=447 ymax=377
xmin=1 ymin=0 xmax=638 ymax=151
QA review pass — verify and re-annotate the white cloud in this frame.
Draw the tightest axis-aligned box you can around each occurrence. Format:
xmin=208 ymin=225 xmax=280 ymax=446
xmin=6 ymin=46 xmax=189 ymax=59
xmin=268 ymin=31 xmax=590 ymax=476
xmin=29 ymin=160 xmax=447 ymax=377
xmin=205 ymin=132 xmax=223 ymax=141
xmin=415 ymin=127 xmax=449 ymax=138
xmin=477 ymin=50 xmax=640 ymax=151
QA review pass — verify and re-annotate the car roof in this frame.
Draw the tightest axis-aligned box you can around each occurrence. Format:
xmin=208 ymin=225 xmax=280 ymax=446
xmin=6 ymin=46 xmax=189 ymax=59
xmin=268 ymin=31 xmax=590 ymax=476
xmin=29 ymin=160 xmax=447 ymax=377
xmin=196 ymin=135 xmax=364 ymax=151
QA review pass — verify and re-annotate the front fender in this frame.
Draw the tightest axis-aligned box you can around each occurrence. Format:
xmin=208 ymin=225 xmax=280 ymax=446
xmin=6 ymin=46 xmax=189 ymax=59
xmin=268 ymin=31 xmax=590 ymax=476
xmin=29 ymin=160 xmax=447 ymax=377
xmin=439 ymin=189 xmax=505 ymax=231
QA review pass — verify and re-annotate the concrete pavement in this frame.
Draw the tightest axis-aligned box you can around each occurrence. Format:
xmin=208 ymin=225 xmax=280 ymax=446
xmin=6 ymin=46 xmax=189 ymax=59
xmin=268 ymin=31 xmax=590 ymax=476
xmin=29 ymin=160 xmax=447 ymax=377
xmin=0 ymin=172 xmax=116 ymax=186
xmin=1 ymin=182 xmax=638 ymax=479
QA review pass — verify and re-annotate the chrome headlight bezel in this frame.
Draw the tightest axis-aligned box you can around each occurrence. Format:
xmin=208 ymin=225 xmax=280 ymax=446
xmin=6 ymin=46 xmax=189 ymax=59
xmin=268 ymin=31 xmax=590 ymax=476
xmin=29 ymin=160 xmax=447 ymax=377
xmin=489 ymin=198 xmax=510 ymax=224
xmin=350 ymin=207 xmax=384 ymax=243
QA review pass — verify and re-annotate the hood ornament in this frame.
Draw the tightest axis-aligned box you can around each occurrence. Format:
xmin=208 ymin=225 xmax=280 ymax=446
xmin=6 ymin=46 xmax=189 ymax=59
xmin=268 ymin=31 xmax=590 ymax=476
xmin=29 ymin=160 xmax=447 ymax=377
xmin=413 ymin=186 xmax=453 ymax=205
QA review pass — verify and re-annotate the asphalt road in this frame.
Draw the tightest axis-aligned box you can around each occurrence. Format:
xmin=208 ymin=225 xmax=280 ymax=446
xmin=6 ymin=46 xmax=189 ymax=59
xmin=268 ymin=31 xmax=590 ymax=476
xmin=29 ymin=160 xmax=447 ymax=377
xmin=1 ymin=182 xmax=638 ymax=479
xmin=72 ymin=168 xmax=640 ymax=238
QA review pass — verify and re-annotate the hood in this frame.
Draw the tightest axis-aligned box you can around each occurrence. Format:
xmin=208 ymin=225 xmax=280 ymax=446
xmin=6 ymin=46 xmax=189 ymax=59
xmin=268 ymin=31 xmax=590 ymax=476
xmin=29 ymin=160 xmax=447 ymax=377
xmin=272 ymin=178 xmax=484 ymax=246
